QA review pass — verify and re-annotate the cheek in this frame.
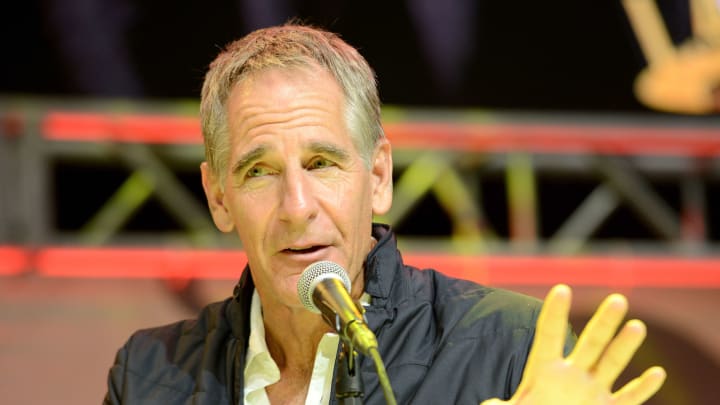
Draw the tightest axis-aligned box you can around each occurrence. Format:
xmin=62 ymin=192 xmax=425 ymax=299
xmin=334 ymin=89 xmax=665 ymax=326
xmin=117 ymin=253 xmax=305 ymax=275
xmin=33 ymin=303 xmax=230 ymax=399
xmin=327 ymin=175 xmax=372 ymax=217
xmin=338 ymin=178 xmax=374 ymax=232
xmin=227 ymin=190 xmax=272 ymax=239
xmin=313 ymin=173 xmax=350 ymax=208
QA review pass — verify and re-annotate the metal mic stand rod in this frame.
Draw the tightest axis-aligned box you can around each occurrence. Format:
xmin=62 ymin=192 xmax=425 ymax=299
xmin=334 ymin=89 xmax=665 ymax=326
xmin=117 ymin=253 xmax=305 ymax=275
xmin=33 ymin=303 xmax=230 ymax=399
xmin=335 ymin=341 xmax=364 ymax=405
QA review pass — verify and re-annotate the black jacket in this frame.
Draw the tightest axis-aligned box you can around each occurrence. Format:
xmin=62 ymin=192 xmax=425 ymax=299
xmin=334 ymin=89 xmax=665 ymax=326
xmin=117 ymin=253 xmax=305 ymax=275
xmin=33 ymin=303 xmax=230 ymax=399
xmin=105 ymin=224 xmax=570 ymax=404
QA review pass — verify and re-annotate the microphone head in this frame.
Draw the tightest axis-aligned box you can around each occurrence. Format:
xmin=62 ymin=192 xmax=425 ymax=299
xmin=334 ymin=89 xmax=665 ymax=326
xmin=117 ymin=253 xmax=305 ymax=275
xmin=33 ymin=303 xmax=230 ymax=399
xmin=297 ymin=261 xmax=351 ymax=313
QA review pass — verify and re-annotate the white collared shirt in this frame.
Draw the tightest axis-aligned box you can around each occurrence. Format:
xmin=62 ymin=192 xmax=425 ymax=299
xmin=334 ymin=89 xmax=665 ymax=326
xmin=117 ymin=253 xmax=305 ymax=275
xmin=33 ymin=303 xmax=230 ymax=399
xmin=243 ymin=290 xmax=340 ymax=405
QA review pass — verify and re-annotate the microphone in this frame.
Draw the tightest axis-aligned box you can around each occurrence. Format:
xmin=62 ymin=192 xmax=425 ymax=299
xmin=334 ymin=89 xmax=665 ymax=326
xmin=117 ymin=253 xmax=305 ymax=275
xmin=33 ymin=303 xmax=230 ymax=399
xmin=297 ymin=260 xmax=378 ymax=355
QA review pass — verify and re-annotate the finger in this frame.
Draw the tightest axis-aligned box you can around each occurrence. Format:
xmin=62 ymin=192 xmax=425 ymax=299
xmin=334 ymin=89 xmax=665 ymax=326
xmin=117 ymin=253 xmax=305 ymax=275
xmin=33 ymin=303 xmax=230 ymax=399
xmin=524 ymin=284 xmax=572 ymax=376
xmin=612 ymin=366 xmax=667 ymax=405
xmin=479 ymin=399 xmax=507 ymax=405
xmin=593 ymin=319 xmax=646 ymax=388
xmin=567 ymin=293 xmax=628 ymax=369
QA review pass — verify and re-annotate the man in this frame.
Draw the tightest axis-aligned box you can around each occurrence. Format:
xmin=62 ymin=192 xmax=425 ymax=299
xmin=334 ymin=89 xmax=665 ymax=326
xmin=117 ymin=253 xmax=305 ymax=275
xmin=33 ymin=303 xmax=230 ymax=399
xmin=104 ymin=24 xmax=666 ymax=404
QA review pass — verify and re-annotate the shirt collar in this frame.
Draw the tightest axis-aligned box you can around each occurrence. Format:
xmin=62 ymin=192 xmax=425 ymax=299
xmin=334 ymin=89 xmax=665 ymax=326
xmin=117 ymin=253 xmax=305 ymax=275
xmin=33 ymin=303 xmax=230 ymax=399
xmin=243 ymin=289 xmax=280 ymax=393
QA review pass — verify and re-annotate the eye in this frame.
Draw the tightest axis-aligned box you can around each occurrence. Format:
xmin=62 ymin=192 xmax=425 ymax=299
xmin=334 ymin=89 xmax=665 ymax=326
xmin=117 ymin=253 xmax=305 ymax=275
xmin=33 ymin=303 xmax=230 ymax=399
xmin=246 ymin=165 xmax=272 ymax=178
xmin=308 ymin=157 xmax=335 ymax=170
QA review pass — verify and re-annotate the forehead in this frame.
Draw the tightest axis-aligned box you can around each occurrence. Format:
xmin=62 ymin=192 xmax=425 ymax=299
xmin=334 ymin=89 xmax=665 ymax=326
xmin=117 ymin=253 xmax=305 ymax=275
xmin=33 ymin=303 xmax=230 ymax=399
xmin=226 ymin=67 xmax=352 ymax=155
xmin=226 ymin=66 xmax=348 ymax=139
xmin=231 ymin=65 xmax=344 ymax=110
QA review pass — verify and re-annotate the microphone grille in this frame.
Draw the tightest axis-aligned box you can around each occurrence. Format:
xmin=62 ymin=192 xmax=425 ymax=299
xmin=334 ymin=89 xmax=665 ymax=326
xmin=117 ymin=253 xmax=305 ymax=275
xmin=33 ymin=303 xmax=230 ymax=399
xmin=297 ymin=261 xmax=351 ymax=313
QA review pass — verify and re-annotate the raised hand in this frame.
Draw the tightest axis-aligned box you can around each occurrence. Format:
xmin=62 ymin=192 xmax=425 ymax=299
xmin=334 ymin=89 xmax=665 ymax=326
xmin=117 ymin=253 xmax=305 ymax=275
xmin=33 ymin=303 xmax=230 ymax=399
xmin=482 ymin=284 xmax=666 ymax=405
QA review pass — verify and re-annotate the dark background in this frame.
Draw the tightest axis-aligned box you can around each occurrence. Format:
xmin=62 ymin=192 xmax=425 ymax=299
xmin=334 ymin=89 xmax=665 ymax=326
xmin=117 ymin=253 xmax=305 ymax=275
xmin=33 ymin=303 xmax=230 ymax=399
xmin=1 ymin=0 xmax=693 ymax=109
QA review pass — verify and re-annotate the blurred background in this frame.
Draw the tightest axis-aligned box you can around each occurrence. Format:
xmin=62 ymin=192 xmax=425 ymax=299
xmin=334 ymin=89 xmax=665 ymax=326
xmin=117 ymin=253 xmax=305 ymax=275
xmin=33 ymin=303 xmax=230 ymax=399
xmin=1 ymin=0 xmax=719 ymax=403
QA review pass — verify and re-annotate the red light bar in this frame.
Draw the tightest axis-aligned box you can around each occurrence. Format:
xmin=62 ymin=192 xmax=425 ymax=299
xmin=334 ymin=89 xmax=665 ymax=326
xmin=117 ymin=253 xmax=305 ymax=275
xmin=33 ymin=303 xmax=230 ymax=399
xmin=35 ymin=247 xmax=247 ymax=279
xmin=0 ymin=246 xmax=29 ymax=275
xmin=41 ymin=112 xmax=720 ymax=157
xmin=42 ymin=113 xmax=202 ymax=144
xmin=409 ymin=254 xmax=720 ymax=288
xmin=2 ymin=246 xmax=712 ymax=288
xmin=383 ymin=123 xmax=720 ymax=157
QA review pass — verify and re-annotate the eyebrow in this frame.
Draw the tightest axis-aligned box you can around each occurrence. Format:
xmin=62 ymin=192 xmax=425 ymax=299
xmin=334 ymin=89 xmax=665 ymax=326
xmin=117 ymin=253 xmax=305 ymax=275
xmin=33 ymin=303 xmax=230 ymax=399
xmin=307 ymin=141 xmax=351 ymax=163
xmin=231 ymin=144 xmax=268 ymax=175
xmin=230 ymin=141 xmax=352 ymax=175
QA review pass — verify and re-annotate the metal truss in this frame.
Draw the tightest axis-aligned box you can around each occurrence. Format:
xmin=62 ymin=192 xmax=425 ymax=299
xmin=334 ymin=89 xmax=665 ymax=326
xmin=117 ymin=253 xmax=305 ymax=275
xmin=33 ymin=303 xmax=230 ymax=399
xmin=1 ymin=97 xmax=720 ymax=281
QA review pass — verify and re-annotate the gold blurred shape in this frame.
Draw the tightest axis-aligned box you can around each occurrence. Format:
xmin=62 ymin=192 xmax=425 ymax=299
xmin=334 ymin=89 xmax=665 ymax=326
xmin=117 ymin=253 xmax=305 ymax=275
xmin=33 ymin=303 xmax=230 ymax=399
xmin=622 ymin=0 xmax=720 ymax=114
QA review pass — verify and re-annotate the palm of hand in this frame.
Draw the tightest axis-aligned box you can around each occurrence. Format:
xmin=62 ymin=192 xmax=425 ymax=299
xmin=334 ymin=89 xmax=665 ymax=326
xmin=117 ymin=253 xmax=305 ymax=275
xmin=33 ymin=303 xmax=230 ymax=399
xmin=482 ymin=285 xmax=665 ymax=405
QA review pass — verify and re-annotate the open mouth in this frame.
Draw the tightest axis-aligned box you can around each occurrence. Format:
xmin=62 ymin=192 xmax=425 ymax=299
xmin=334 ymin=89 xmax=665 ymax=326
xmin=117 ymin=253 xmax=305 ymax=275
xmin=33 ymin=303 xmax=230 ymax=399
xmin=284 ymin=245 xmax=325 ymax=254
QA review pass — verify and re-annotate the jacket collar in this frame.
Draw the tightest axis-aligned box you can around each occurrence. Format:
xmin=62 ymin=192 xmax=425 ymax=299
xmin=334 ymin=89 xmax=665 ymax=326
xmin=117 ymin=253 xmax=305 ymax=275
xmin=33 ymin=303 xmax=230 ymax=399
xmin=363 ymin=223 xmax=401 ymax=302
xmin=228 ymin=266 xmax=254 ymax=342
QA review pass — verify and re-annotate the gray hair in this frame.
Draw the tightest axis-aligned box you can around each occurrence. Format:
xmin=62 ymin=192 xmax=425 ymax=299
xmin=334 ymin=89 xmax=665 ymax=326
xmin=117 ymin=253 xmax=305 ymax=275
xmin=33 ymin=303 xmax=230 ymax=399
xmin=199 ymin=24 xmax=384 ymax=181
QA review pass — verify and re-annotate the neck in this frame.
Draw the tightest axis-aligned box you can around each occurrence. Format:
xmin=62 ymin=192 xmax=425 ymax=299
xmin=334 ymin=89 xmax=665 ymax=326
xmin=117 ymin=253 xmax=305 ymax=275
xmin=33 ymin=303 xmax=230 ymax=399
xmin=262 ymin=302 xmax=332 ymax=372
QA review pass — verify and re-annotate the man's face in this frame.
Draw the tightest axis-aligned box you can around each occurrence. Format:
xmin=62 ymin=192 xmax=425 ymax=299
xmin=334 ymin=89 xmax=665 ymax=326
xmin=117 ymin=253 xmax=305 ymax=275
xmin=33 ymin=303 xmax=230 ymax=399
xmin=201 ymin=66 xmax=392 ymax=311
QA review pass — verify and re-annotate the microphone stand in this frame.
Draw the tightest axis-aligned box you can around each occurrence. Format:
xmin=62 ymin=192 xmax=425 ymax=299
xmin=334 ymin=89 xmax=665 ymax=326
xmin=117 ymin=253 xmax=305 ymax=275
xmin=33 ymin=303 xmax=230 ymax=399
xmin=335 ymin=340 xmax=364 ymax=404
xmin=328 ymin=297 xmax=396 ymax=405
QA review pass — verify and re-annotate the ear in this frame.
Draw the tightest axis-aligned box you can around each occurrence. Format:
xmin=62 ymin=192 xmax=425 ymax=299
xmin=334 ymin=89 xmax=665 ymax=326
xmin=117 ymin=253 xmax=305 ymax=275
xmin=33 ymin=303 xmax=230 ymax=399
xmin=200 ymin=162 xmax=235 ymax=232
xmin=370 ymin=138 xmax=393 ymax=216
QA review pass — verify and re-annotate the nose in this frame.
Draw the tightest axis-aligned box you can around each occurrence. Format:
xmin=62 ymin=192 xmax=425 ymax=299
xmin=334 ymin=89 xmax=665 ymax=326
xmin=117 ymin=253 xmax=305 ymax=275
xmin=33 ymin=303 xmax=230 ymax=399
xmin=278 ymin=167 xmax=319 ymax=225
